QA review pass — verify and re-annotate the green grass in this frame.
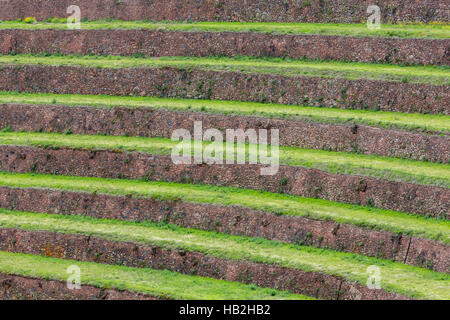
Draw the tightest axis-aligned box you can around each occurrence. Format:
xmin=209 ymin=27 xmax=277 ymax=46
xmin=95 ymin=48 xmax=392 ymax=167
xmin=1 ymin=92 xmax=449 ymax=132
xmin=1 ymin=131 xmax=448 ymax=187
xmin=0 ymin=251 xmax=310 ymax=300
xmin=1 ymin=54 xmax=448 ymax=85
xmin=0 ymin=172 xmax=448 ymax=244
xmin=0 ymin=209 xmax=448 ymax=299
xmin=0 ymin=19 xmax=449 ymax=39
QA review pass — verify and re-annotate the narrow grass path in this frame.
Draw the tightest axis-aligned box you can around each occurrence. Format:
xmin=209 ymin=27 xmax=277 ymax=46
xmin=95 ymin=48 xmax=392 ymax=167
xmin=1 ymin=92 xmax=448 ymax=132
xmin=0 ymin=172 xmax=448 ymax=244
xmin=1 ymin=20 xmax=449 ymax=39
xmin=1 ymin=54 xmax=448 ymax=85
xmin=0 ymin=251 xmax=310 ymax=300
xmin=0 ymin=209 xmax=448 ymax=300
xmin=1 ymin=131 xmax=448 ymax=187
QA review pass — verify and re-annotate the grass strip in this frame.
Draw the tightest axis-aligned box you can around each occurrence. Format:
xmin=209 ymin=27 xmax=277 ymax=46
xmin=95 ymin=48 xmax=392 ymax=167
xmin=1 ymin=92 xmax=449 ymax=132
xmin=0 ymin=54 xmax=448 ymax=85
xmin=0 ymin=209 xmax=448 ymax=300
xmin=0 ymin=172 xmax=448 ymax=244
xmin=0 ymin=250 xmax=310 ymax=300
xmin=0 ymin=131 xmax=448 ymax=188
xmin=0 ymin=19 xmax=449 ymax=39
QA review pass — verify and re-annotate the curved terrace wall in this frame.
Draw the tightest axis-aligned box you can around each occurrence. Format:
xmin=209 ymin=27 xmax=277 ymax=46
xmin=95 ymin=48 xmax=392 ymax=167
xmin=0 ymin=104 xmax=447 ymax=163
xmin=1 ymin=30 xmax=448 ymax=66
xmin=0 ymin=145 xmax=448 ymax=217
xmin=0 ymin=273 xmax=160 ymax=300
xmin=0 ymin=0 xmax=447 ymax=23
xmin=0 ymin=228 xmax=410 ymax=300
xmin=0 ymin=65 xmax=447 ymax=114
xmin=0 ymin=187 xmax=447 ymax=273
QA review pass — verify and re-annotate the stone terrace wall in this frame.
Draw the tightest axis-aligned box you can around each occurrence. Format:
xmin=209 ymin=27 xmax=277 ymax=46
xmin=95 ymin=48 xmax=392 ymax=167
xmin=1 ymin=145 xmax=448 ymax=217
xmin=0 ymin=187 xmax=447 ymax=273
xmin=0 ymin=104 xmax=448 ymax=163
xmin=0 ymin=65 xmax=448 ymax=114
xmin=1 ymin=30 xmax=449 ymax=66
xmin=0 ymin=0 xmax=448 ymax=23
xmin=0 ymin=273 xmax=160 ymax=300
xmin=0 ymin=228 xmax=411 ymax=300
